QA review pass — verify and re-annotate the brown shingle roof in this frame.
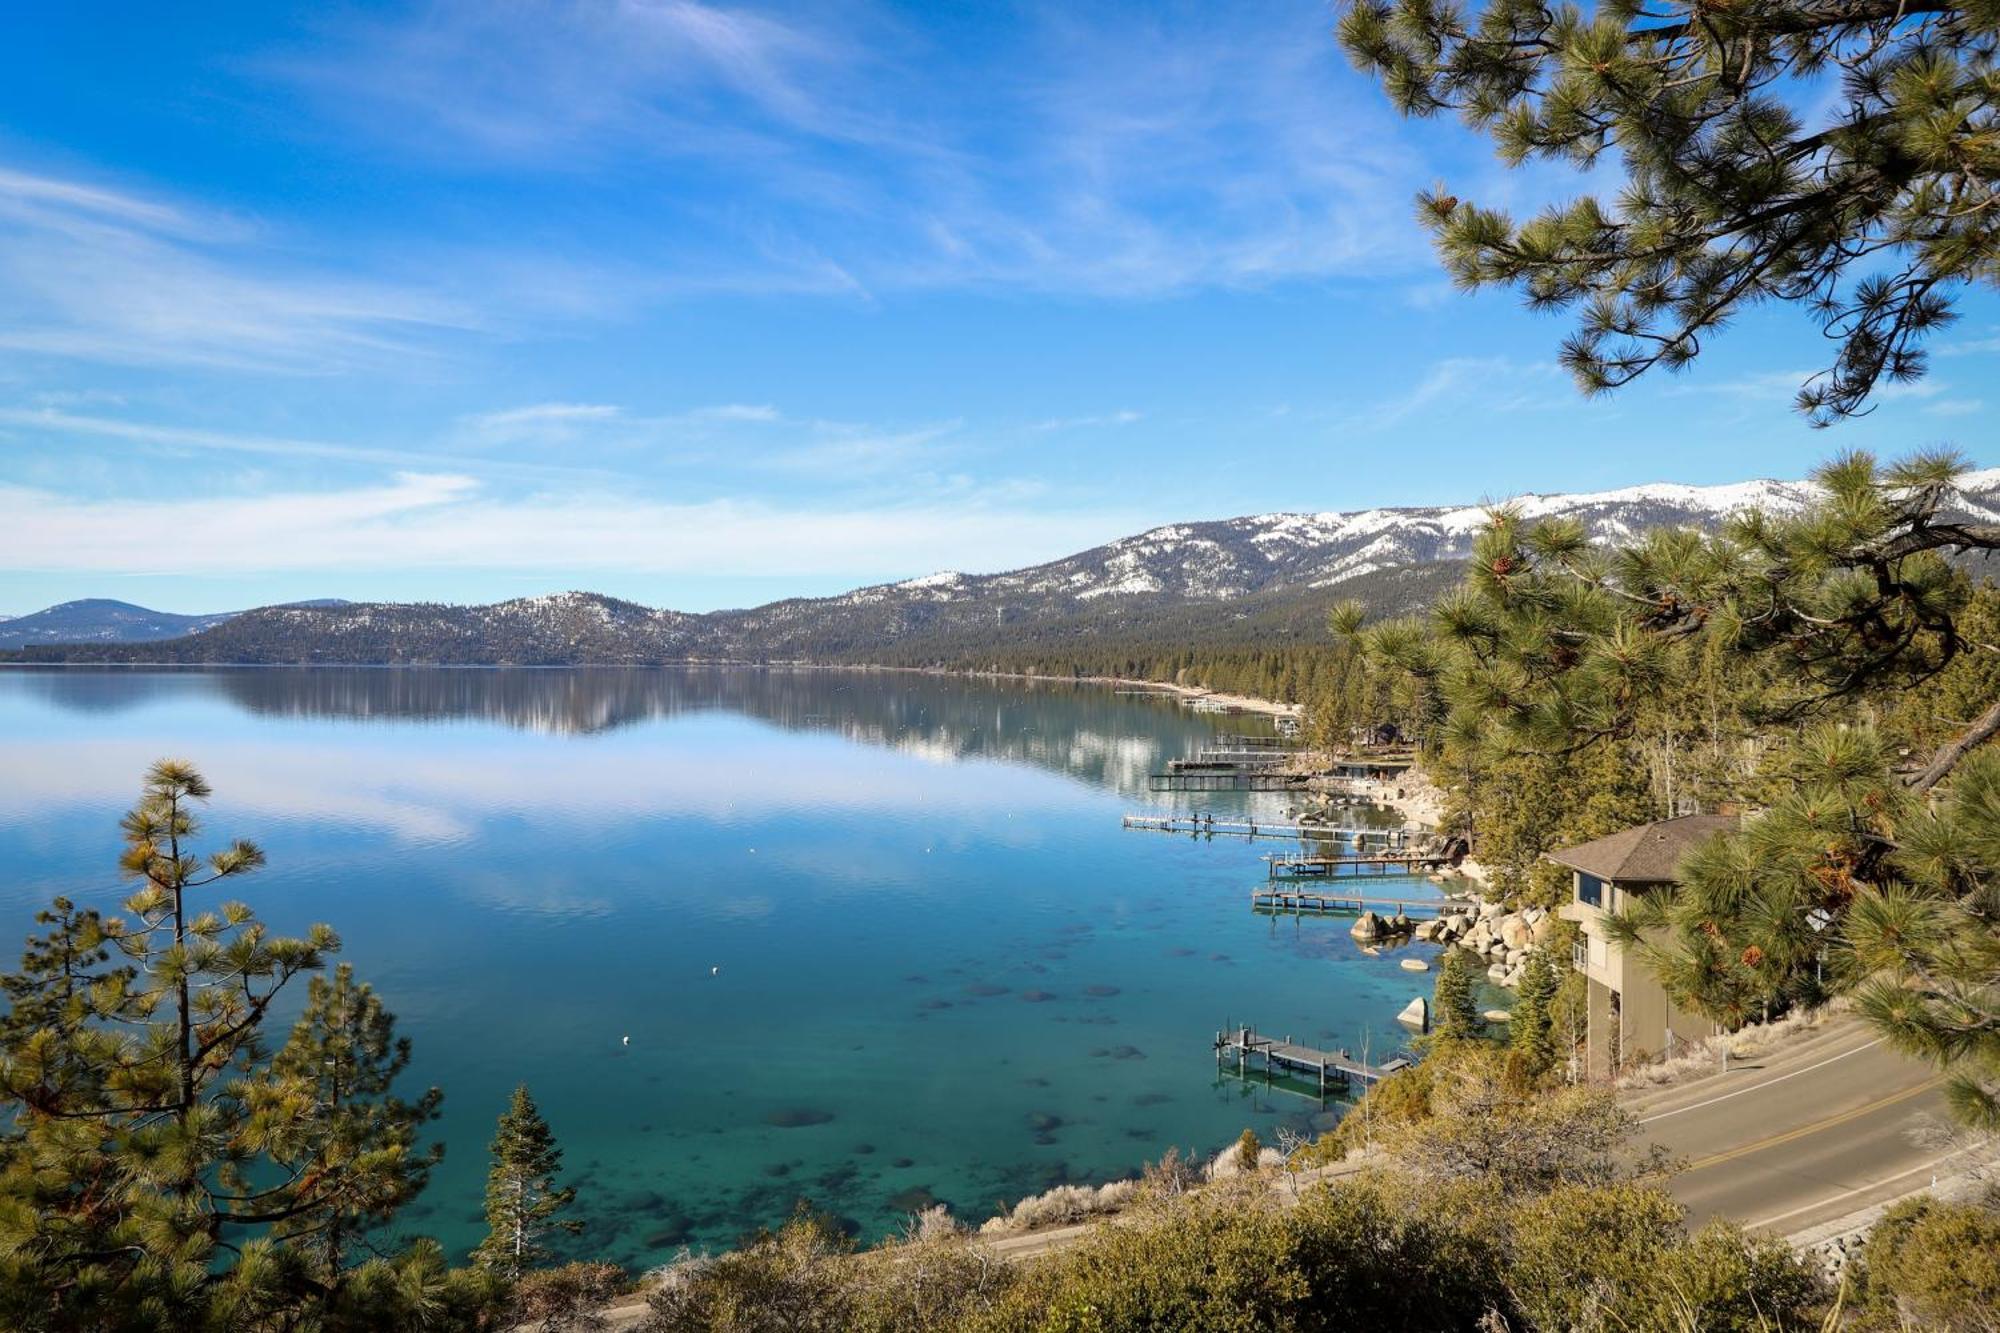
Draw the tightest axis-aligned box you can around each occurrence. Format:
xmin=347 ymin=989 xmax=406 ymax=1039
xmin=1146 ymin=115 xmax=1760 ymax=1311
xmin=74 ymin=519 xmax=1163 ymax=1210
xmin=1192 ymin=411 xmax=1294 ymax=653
xmin=1544 ymin=814 xmax=1738 ymax=884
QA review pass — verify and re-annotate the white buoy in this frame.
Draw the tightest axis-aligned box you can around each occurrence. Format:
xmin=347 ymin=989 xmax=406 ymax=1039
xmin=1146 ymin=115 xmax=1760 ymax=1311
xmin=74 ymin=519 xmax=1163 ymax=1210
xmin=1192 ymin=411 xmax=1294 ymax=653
xmin=710 ymin=966 xmax=720 ymax=977
xmin=621 ymin=1035 xmax=630 ymax=1046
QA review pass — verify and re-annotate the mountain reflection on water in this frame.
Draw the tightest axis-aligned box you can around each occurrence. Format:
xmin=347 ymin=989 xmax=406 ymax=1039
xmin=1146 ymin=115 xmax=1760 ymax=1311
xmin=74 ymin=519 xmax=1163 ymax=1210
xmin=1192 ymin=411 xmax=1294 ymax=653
xmin=15 ymin=666 xmax=1258 ymax=799
xmin=0 ymin=666 xmax=1436 ymax=1268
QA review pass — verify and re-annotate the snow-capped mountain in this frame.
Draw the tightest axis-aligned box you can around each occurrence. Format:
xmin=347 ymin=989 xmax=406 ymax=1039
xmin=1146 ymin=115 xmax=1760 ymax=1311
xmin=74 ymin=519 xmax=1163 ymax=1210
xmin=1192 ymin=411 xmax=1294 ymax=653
xmin=14 ymin=470 xmax=1999 ymax=665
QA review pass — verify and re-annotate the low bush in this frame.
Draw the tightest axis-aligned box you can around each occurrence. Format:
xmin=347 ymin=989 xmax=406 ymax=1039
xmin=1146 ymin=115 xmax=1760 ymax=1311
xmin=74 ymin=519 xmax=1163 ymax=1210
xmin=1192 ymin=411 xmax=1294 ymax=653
xmin=976 ymin=1179 xmax=1140 ymax=1235
xmin=1855 ymin=1196 xmax=2000 ymax=1331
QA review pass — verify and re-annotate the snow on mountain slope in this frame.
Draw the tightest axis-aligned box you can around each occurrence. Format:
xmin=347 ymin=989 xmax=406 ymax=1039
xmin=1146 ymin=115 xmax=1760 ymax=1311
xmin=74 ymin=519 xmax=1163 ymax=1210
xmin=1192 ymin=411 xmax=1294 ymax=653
xmin=15 ymin=468 xmax=1999 ymax=664
xmin=808 ymin=470 xmax=2000 ymax=612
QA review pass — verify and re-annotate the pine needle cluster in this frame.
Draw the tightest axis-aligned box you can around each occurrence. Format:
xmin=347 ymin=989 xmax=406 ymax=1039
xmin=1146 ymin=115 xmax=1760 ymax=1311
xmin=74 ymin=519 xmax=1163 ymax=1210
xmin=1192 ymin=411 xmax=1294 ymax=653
xmin=1338 ymin=0 xmax=2000 ymax=423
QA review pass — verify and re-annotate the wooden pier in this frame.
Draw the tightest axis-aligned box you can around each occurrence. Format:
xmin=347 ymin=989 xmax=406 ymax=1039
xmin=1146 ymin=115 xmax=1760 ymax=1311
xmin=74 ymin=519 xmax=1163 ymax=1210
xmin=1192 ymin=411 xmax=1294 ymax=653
xmin=1251 ymin=887 xmax=1472 ymax=916
xmin=1264 ymin=851 xmax=1459 ymax=879
xmin=1213 ymin=1025 xmax=1411 ymax=1097
xmin=1215 ymin=734 xmax=1293 ymax=750
xmin=1147 ymin=771 xmax=1310 ymax=792
xmin=1121 ymin=814 xmax=1416 ymax=844
xmin=1186 ymin=749 xmax=1293 ymax=766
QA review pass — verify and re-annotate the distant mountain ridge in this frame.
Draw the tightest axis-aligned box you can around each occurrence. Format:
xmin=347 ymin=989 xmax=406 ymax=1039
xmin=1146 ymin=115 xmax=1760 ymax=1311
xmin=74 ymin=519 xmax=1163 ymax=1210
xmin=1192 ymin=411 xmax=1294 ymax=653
xmin=0 ymin=598 xmax=354 ymax=650
xmin=0 ymin=599 xmax=239 ymax=650
xmin=11 ymin=470 xmax=2000 ymax=666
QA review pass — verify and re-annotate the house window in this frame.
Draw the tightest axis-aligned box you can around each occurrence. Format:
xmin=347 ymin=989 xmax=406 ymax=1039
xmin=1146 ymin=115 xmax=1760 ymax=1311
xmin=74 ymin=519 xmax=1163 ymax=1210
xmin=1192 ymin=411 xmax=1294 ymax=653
xmin=1577 ymin=872 xmax=1607 ymax=908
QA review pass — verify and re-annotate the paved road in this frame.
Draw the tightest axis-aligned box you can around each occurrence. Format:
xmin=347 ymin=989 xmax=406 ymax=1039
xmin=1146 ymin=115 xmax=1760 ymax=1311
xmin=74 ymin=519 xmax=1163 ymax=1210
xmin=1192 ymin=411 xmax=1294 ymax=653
xmin=1633 ymin=1017 xmax=1971 ymax=1236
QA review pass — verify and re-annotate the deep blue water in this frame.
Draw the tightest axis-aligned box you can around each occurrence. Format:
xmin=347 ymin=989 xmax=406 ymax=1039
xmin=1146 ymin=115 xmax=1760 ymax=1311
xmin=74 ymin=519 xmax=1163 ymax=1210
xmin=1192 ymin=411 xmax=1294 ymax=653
xmin=0 ymin=667 xmax=1446 ymax=1269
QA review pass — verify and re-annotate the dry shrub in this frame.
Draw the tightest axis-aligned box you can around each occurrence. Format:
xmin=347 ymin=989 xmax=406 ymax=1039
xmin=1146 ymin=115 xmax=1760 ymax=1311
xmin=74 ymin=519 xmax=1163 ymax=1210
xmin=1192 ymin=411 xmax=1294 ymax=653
xmin=976 ymin=1179 xmax=1139 ymax=1236
xmin=1615 ymin=1005 xmax=1838 ymax=1090
xmin=512 ymin=1261 xmax=629 ymax=1333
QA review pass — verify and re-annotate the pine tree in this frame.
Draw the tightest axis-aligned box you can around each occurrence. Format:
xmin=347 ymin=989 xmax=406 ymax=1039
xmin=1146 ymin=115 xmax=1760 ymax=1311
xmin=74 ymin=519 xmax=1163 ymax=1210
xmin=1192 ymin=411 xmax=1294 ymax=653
xmin=1364 ymin=454 xmax=2000 ymax=1125
xmin=1338 ymin=0 xmax=2000 ymax=423
xmin=0 ymin=760 xmax=462 ymax=1329
xmin=475 ymin=1084 xmax=582 ymax=1278
xmin=269 ymin=962 xmax=444 ymax=1280
xmin=1510 ymin=948 xmax=1561 ymax=1075
xmin=1434 ymin=948 xmax=1481 ymax=1042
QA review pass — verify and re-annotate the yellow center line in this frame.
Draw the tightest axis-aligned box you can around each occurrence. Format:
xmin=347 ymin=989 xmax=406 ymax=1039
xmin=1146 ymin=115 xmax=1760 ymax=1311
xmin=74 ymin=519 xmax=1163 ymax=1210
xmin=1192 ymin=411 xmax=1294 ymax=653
xmin=1675 ymin=1076 xmax=1945 ymax=1173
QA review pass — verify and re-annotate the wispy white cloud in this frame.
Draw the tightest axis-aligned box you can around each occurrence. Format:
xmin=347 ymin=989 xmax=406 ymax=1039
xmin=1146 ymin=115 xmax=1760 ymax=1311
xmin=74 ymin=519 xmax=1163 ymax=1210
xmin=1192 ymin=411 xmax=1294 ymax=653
xmin=447 ymin=399 xmax=963 ymax=477
xmin=0 ymin=165 xmax=475 ymax=373
xmin=693 ymin=403 xmax=781 ymax=423
xmin=458 ymin=402 xmax=624 ymax=444
xmin=1937 ymin=331 xmax=2000 ymax=357
xmin=5 ymin=472 xmax=1139 ymax=581
xmin=260 ymin=1 xmax=1435 ymax=298
xmin=1030 ymin=410 xmax=1142 ymax=433
xmin=1355 ymin=357 xmax=1570 ymax=430
xmin=0 ymin=406 xmax=610 ymax=480
xmin=1924 ymin=399 xmax=1984 ymax=417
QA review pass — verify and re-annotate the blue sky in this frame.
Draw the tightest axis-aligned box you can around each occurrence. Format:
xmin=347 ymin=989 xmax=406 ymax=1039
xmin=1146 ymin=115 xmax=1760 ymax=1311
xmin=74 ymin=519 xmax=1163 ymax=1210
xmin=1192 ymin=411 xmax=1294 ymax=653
xmin=2 ymin=0 xmax=1994 ymax=615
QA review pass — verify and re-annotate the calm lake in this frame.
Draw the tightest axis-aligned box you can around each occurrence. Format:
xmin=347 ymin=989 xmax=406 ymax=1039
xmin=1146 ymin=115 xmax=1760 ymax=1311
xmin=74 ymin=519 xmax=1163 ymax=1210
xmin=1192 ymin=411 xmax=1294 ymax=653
xmin=0 ymin=667 xmax=1445 ymax=1268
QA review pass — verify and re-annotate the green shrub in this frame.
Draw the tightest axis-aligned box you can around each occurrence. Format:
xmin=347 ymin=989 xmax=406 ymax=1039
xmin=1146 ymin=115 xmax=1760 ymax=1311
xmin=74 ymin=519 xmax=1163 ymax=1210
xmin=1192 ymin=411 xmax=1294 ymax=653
xmin=638 ymin=1208 xmax=855 ymax=1333
xmin=1234 ymin=1128 xmax=1262 ymax=1174
xmin=1856 ymin=1197 xmax=2000 ymax=1331
xmin=969 ymin=1184 xmax=1303 ymax=1333
xmin=1503 ymin=1184 xmax=1823 ymax=1332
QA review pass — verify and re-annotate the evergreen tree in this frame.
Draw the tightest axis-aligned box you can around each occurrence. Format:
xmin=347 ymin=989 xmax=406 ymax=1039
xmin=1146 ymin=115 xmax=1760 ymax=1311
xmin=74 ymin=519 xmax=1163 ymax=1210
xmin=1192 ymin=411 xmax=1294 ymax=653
xmin=1510 ymin=948 xmax=1562 ymax=1075
xmin=1434 ymin=948 xmax=1482 ymax=1041
xmin=269 ymin=962 xmax=444 ymax=1280
xmin=0 ymin=760 xmax=462 ymax=1329
xmin=1366 ymin=453 xmax=2000 ymax=1124
xmin=475 ymin=1084 xmax=581 ymax=1278
xmin=1338 ymin=0 xmax=2000 ymax=423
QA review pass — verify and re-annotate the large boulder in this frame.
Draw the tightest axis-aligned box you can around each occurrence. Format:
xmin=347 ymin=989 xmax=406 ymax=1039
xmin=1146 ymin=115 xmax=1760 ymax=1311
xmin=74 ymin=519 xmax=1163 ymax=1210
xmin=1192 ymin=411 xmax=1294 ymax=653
xmin=1414 ymin=918 xmax=1441 ymax=942
xmin=1351 ymin=910 xmax=1384 ymax=942
xmin=1499 ymin=915 xmax=1534 ymax=951
xmin=1479 ymin=901 xmax=1506 ymax=921
xmin=1531 ymin=915 xmax=1559 ymax=945
xmin=1465 ymin=920 xmax=1495 ymax=951
xmin=1396 ymin=996 xmax=1429 ymax=1033
xmin=1487 ymin=962 xmax=1512 ymax=983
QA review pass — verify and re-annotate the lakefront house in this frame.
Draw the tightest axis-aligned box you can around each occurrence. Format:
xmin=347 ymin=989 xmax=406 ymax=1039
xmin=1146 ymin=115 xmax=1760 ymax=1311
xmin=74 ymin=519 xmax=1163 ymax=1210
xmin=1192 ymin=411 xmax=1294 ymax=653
xmin=1549 ymin=814 xmax=1738 ymax=1079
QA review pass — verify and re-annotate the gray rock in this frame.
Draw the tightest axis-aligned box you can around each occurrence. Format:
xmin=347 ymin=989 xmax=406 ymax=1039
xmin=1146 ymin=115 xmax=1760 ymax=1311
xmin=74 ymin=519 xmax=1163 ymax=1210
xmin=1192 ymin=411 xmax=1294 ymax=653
xmin=1396 ymin=996 xmax=1429 ymax=1033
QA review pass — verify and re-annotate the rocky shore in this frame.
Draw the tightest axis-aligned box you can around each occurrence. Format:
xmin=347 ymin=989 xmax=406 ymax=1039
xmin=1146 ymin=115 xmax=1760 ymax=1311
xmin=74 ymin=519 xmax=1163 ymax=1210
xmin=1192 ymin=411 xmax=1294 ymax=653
xmin=1415 ymin=901 xmax=1558 ymax=989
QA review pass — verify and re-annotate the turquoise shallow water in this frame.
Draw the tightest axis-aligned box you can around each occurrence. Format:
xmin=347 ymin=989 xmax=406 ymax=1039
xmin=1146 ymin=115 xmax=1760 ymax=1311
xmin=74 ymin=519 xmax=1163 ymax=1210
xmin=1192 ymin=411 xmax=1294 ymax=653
xmin=0 ymin=667 xmax=1447 ymax=1269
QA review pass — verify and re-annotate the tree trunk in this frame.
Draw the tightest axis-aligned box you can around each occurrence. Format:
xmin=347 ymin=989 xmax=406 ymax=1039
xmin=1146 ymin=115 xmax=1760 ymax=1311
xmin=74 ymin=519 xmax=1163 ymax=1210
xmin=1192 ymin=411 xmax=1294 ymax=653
xmin=1906 ymin=694 xmax=2000 ymax=793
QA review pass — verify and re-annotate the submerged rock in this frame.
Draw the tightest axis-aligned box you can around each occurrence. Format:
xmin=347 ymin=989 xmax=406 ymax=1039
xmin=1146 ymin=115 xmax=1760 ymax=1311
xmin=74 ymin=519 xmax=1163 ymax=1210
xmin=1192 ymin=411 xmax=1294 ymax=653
xmin=764 ymin=1107 xmax=835 ymax=1129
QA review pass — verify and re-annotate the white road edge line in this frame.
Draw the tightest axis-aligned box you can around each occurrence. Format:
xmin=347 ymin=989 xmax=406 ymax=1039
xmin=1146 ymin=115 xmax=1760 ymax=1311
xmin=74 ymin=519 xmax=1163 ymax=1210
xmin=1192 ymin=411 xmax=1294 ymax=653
xmin=1751 ymin=1140 xmax=1991 ymax=1231
xmin=1637 ymin=1038 xmax=1884 ymax=1124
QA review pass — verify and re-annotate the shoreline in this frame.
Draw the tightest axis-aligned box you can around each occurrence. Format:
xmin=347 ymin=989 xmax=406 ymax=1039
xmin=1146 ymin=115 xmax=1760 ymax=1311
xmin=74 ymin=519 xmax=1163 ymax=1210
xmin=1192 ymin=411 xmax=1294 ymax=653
xmin=0 ymin=656 xmax=1305 ymax=721
xmin=903 ymin=665 xmax=1302 ymax=720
